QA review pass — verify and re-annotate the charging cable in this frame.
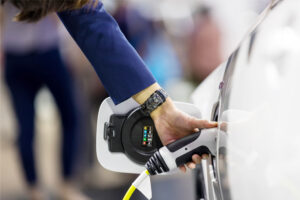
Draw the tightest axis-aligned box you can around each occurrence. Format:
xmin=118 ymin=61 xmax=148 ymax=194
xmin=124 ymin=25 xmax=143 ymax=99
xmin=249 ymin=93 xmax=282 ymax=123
xmin=123 ymin=170 xmax=150 ymax=200
xmin=123 ymin=128 xmax=218 ymax=200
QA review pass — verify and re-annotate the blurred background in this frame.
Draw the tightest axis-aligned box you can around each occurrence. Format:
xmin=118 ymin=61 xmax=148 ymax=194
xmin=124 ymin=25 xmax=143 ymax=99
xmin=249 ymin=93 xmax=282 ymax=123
xmin=0 ymin=0 xmax=270 ymax=199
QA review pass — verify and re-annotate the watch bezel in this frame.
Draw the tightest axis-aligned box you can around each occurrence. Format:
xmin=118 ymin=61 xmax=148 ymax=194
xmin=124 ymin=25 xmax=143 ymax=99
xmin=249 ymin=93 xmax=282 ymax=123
xmin=141 ymin=89 xmax=168 ymax=115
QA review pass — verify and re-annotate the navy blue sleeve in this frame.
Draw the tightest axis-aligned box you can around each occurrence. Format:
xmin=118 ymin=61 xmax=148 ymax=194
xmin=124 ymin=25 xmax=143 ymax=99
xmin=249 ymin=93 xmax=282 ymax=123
xmin=58 ymin=2 xmax=156 ymax=104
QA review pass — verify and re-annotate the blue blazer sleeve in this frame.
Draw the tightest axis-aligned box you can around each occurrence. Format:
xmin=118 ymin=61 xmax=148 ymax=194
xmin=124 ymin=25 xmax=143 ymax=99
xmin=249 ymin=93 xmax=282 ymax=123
xmin=58 ymin=2 xmax=156 ymax=104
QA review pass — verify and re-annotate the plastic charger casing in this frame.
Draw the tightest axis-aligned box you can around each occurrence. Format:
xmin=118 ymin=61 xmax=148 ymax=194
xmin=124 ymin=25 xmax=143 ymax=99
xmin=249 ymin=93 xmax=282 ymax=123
xmin=96 ymin=97 xmax=202 ymax=174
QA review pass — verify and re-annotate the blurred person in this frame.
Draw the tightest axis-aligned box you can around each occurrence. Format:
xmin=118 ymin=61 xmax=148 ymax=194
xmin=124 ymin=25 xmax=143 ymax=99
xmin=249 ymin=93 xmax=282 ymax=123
xmin=165 ymin=6 xmax=222 ymax=102
xmin=2 ymin=0 xmax=217 ymax=185
xmin=187 ymin=6 xmax=222 ymax=83
xmin=59 ymin=30 xmax=111 ymax=186
xmin=1 ymin=3 xmax=89 ymax=200
xmin=113 ymin=2 xmax=181 ymax=88
xmin=143 ymin=26 xmax=182 ymax=88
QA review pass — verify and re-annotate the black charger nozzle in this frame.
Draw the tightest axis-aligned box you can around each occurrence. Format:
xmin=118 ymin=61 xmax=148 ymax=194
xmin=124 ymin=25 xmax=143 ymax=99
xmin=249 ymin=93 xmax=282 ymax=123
xmin=145 ymin=151 xmax=169 ymax=175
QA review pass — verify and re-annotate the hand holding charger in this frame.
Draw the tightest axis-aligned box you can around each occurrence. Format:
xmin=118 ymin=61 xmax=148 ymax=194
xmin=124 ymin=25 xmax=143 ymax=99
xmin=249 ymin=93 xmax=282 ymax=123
xmin=104 ymin=102 xmax=217 ymax=171
xmin=100 ymin=89 xmax=218 ymax=200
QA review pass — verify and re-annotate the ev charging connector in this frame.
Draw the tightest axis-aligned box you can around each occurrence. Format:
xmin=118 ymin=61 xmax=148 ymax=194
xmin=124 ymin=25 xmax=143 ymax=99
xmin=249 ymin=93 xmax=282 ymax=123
xmin=123 ymin=128 xmax=218 ymax=200
xmin=96 ymin=97 xmax=219 ymax=200
xmin=145 ymin=128 xmax=217 ymax=175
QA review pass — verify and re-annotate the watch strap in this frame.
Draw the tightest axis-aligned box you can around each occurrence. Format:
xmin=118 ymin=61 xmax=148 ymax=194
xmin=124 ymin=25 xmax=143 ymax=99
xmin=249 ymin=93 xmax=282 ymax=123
xmin=141 ymin=89 xmax=168 ymax=116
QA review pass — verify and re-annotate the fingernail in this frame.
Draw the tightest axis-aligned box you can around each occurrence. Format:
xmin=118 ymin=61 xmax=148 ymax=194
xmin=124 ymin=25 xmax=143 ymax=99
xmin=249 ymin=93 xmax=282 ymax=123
xmin=210 ymin=121 xmax=218 ymax=125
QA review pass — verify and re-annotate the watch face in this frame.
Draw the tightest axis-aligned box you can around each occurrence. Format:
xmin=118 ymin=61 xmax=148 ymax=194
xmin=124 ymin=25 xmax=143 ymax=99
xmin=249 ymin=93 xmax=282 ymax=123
xmin=146 ymin=93 xmax=163 ymax=111
xmin=142 ymin=89 xmax=168 ymax=115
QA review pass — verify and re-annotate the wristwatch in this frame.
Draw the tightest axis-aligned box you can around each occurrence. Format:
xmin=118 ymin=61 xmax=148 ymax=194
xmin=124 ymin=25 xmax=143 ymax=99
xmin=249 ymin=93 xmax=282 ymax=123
xmin=141 ymin=89 xmax=168 ymax=116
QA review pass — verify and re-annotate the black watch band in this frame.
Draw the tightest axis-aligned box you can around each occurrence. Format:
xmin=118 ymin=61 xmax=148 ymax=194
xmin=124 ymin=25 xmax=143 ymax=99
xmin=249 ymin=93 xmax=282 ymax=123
xmin=141 ymin=89 xmax=168 ymax=116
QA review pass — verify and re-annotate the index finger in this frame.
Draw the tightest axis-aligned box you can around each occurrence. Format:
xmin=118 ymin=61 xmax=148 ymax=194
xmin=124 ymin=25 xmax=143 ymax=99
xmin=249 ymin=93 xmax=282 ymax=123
xmin=190 ymin=119 xmax=218 ymax=129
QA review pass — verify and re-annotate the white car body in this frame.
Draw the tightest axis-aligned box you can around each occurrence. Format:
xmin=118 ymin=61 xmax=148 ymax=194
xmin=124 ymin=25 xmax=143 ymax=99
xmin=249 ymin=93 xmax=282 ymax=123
xmin=192 ymin=0 xmax=300 ymax=199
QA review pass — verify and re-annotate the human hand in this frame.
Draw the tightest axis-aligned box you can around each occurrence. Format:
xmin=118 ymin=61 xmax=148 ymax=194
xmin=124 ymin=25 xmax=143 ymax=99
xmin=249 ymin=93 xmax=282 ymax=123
xmin=150 ymin=98 xmax=217 ymax=172
xmin=133 ymin=83 xmax=217 ymax=172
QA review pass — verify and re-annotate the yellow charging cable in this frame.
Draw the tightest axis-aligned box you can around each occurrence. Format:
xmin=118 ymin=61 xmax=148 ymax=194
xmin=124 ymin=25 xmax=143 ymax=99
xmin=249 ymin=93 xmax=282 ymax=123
xmin=123 ymin=185 xmax=136 ymax=200
xmin=123 ymin=170 xmax=150 ymax=200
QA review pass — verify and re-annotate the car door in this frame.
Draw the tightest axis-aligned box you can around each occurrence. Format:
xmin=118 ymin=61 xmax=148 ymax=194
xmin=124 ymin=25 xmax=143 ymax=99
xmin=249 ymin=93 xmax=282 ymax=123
xmin=215 ymin=0 xmax=300 ymax=200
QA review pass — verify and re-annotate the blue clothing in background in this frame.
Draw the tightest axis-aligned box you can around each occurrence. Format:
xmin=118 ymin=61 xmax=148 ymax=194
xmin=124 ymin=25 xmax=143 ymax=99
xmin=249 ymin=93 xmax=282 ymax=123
xmin=113 ymin=6 xmax=182 ymax=88
xmin=144 ymin=35 xmax=181 ymax=88
xmin=5 ymin=49 xmax=78 ymax=184
xmin=58 ymin=2 xmax=156 ymax=104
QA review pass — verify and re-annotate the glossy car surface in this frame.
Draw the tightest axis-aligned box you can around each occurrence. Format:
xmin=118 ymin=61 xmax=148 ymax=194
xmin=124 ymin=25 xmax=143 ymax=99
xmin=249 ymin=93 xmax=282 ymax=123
xmin=193 ymin=0 xmax=300 ymax=199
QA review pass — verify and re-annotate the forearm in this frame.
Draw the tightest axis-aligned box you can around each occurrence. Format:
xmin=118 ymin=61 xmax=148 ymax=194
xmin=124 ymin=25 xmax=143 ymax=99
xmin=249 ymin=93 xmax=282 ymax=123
xmin=58 ymin=1 xmax=156 ymax=104
xmin=132 ymin=83 xmax=161 ymax=104
xmin=132 ymin=82 xmax=176 ymax=121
